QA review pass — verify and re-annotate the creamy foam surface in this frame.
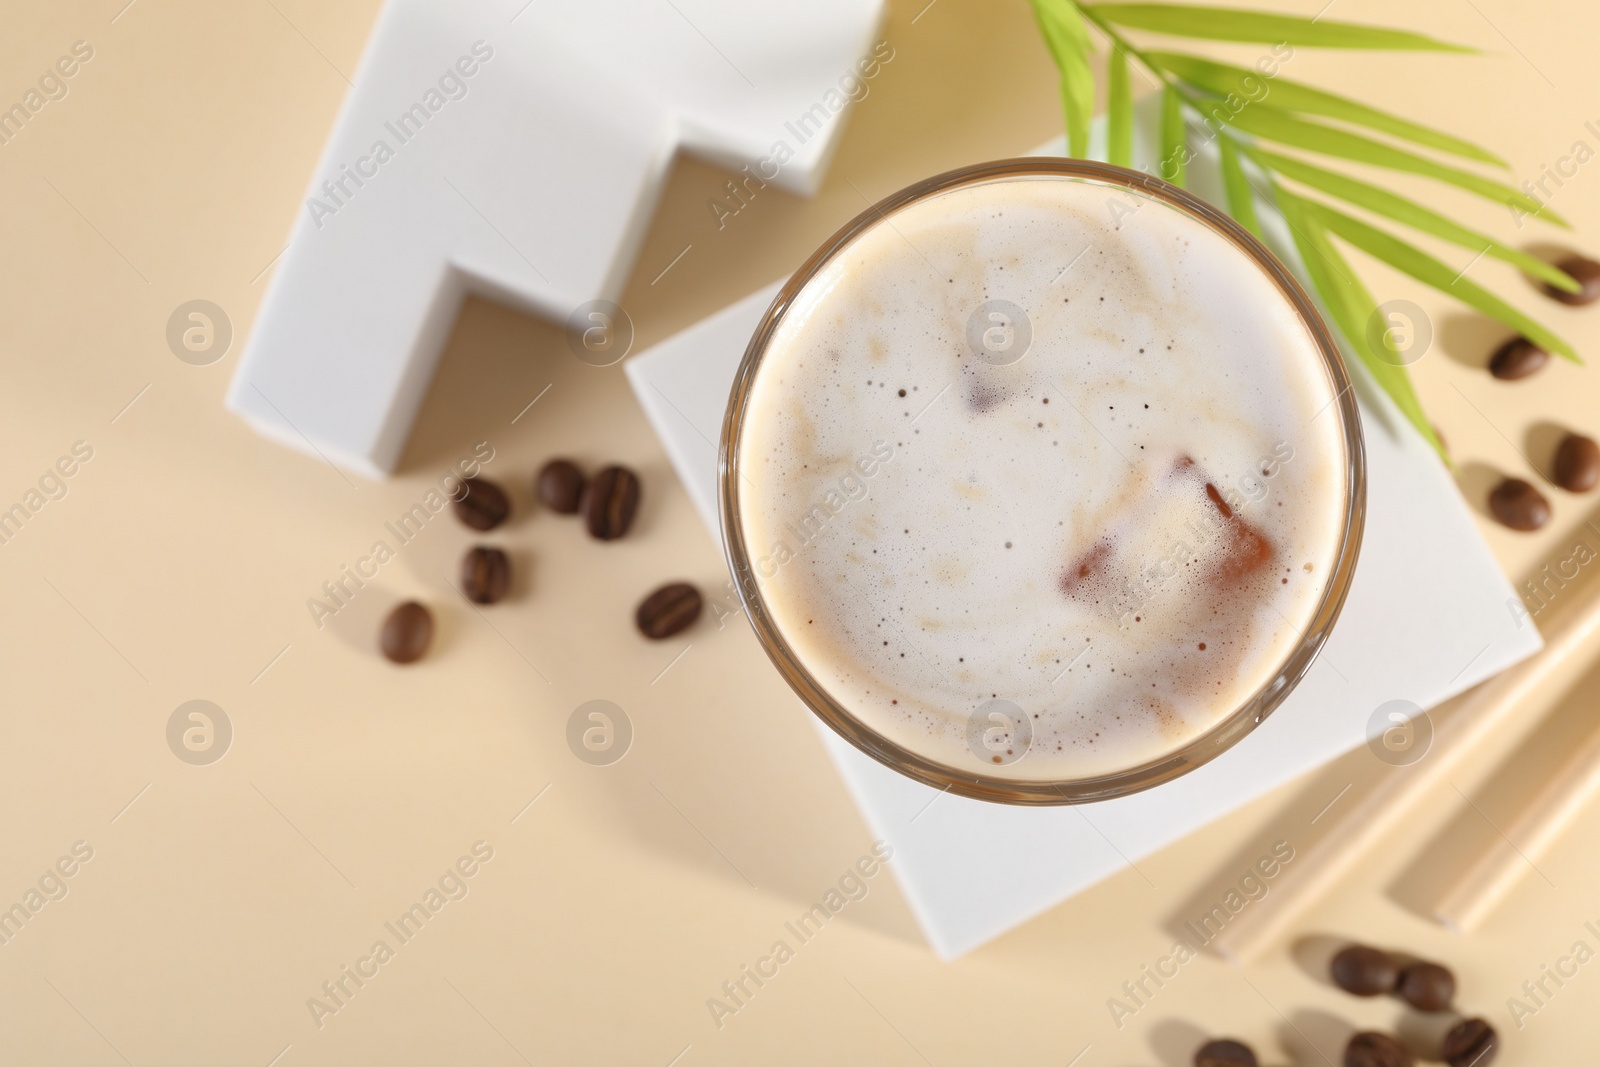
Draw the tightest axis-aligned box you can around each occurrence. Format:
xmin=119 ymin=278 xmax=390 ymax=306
xmin=736 ymin=174 xmax=1348 ymax=781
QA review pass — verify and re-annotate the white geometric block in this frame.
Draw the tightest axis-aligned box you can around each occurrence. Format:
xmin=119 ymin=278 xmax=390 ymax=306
xmin=228 ymin=0 xmax=884 ymax=476
xmin=625 ymin=124 xmax=1544 ymax=956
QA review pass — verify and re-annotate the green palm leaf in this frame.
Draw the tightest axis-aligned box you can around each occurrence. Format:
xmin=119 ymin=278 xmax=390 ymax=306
xmin=1107 ymin=46 xmax=1134 ymax=167
xmin=1217 ymin=104 xmax=1564 ymax=225
xmin=1310 ymin=201 xmax=1579 ymax=362
xmin=1036 ymin=0 xmax=1093 ymax=54
xmin=1218 ymin=136 xmax=1263 ymax=240
xmin=1085 ymin=4 xmax=1474 ymax=51
xmin=1147 ymin=51 xmax=1503 ymax=166
xmin=1031 ymin=0 xmax=1096 ymax=158
xmin=1251 ymin=148 xmax=1581 ymax=292
xmin=1276 ymin=188 xmax=1445 ymax=457
xmin=1161 ymin=84 xmax=1186 ymax=185
xmin=1031 ymin=0 xmax=1575 ymax=464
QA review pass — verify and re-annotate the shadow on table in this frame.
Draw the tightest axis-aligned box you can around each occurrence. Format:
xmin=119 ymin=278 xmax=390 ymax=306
xmin=1150 ymin=738 xmax=1385 ymax=956
xmin=1437 ymin=310 xmax=1504 ymax=372
xmin=393 ymin=293 xmax=928 ymax=952
xmin=1146 ymin=1018 xmax=1208 ymax=1066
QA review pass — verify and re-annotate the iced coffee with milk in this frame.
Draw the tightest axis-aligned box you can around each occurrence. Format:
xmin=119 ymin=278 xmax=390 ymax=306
xmin=722 ymin=161 xmax=1361 ymax=801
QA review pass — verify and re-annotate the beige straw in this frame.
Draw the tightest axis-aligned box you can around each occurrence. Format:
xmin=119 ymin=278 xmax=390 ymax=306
xmin=1431 ymin=706 xmax=1600 ymax=933
xmin=1210 ymin=575 xmax=1600 ymax=963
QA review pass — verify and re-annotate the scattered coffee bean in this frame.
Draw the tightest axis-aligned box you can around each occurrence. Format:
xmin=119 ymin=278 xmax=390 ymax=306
xmin=1546 ymin=255 xmax=1600 ymax=305
xmin=1344 ymin=1031 xmax=1413 ymax=1067
xmin=1396 ymin=961 xmax=1455 ymax=1012
xmin=538 ymin=459 xmax=585 ymax=514
xmin=1441 ymin=1018 xmax=1497 ymax=1067
xmin=1331 ymin=944 xmax=1399 ymax=996
xmin=460 ymin=546 xmax=511 ymax=604
xmin=380 ymin=601 xmax=433 ymax=664
xmin=1488 ymin=477 xmax=1550 ymax=531
xmin=1553 ymin=433 xmax=1600 ymax=492
xmin=636 ymin=582 xmax=702 ymax=639
xmin=583 ymin=465 xmax=641 ymax=540
xmin=453 ymin=477 xmax=511 ymax=531
xmin=1487 ymin=337 xmax=1548 ymax=380
xmin=1194 ymin=1038 xmax=1257 ymax=1067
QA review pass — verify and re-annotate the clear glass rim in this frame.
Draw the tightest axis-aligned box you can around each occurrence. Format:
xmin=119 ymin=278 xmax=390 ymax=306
xmin=717 ymin=157 xmax=1367 ymax=806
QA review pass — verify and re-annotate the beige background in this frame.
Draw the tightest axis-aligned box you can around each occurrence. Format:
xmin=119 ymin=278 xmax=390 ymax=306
xmin=4 ymin=0 xmax=1600 ymax=1063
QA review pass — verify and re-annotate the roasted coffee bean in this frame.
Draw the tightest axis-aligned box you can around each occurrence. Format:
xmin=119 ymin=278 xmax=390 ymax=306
xmin=1488 ymin=337 xmax=1548 ymax=380
xmin=453 ymin=477 xmax=511 ymax=531
xmin=1343 ymin=1031 xmax=1413 ymax=1067
xmin=1194 ymin=1037 xmax=1257 ymax=1067
xmin=1331 ymin=944 xmax=1399 ymax=996
xmin=1546 ymin=255 xmax=1600 ymax=305
xmin=380 ymin=601 xmax=433 ymax=664
xmin=583 ymin=465 xmax=641 ymax=540
xmin=1441 ymin=1018 xmax=1497 ymax=1067
xmin=1395 ymin=961 xmax=1454 ymax=1012
xmin=538 ymin=459 xmax=585 ymax=514
xmin=1488 ymin=477 xmax=1550 ymax=531
xmin=636 ymin=582 xmax=702 ymax=639
xmin=1553 ymin=433 xmax=1600 ymax=492
xmin=460 ymin=546 xmax=511 ymax=604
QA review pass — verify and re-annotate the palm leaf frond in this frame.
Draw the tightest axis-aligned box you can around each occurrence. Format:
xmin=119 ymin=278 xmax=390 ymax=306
xmin=1252 ymin=147 xmax=1580 ymax=292
xmin=1148 ymin=51 xmax=1504 ymax=165
xmin=1086 ymin=4 xmax=1475 ymax=51
xmin=1027 ymin=3 xmax=1579 ymax=459
xmin=1107 ymin=46 xmax=1134 ymax=167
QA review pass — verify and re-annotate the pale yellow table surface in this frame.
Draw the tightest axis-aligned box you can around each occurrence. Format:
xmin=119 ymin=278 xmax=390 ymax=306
xmin=5 ymin=0 xmax=1600 ymax=1063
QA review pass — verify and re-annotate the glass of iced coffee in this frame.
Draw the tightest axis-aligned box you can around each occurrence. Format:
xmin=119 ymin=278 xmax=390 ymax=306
xmin=719 ymin=159 xmax=1364 ymax=804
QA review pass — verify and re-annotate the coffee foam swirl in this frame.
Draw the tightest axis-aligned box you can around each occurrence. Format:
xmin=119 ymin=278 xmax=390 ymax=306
xmin=736 ymin=174 xmax=1346 ymax=781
